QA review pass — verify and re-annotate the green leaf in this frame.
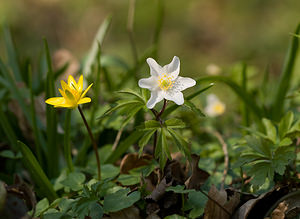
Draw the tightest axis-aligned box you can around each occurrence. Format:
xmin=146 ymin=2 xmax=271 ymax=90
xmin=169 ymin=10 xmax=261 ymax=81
xmin=165 ymin=118 xmax=186 ymax=129
xmin=245 ymin=136 xmax=271 ymax=157
xmin=101 ymin=99 xmax=143 ymax=118
xmin=84 ymin=15 xmax=112 ymax=76
xmin=101 ymin=164 xmax=120 ymax=180
xmin=164 ymin=214 xmax=187 ymax=219
xmin=184 ymin=190 xmax=207 ymax=219
xmin=262 ymin=118 xmax=277 ymax=143
xmin=165 ymin=185 xmax=195 ymax=194
xmin=0 ymin=150 xmax=22 ymax=159
xmin=105 ymin=130 xmax=144 ymax=164
xmin=163 ymin=83 xmax=213 ymax=117
xmin=103 ymin=188 xmax=140 ymax=213
xmin=138 ymin=129 xmax=157 ymax=154
xmin=167 ymin=128 xmax=190 ymax=158
xmin=278 ymin=137 xmax=292 ymax=147
xmin=17 ymin=141 xmax=57 ymax=201
xmin=155 ymin=129 xmax=168 ymax=170
xmin=117 ymin=174 xmax=140 ymax=186
xmin=61 ymin=172 xmax=86 ymax=191
xmin=278 ymin=111 xmax=294 ymax=139
xmin=117 ymin=88 xmax=145 ymax=103
xmin=139 ymin=120 xmax=161 ymax=130
xmin=272 ymin=24 xmax=300 ymax=121
xmin=34 ymin=198 xmax=49 ymax=217
xmin=3 ymin=25 xmax=22 ymax=81
xmin=44 ymin=38 xmax=59 ymax=178
xmin=184 ymin=100 xmax=205 ymax=117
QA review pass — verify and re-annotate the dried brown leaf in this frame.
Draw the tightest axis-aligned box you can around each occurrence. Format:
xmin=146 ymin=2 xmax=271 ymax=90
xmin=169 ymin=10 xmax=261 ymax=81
xmin=120 ymin=153 xmax=152 ymax=174
xmin=204 ymin=185 xmax=240 ymax=219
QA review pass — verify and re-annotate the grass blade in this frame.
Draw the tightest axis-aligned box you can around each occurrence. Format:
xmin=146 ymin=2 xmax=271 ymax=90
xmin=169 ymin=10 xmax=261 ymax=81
xmin=44 ymin=39 xmax=59 ymax=178
xmin=17 ymin=141 xmax=57 ymax=202
xmin=272 ymin=24 xmax=300 ymax=121
xmin=2 ymin=25 xmax=22 ymax=81
xmin=64 ymin=109 xmax=74 ymax=172
xmin=84 ymin=15 xmax=112 ymax=76
xmin=105 ymin=130 xmax=144 ymax=164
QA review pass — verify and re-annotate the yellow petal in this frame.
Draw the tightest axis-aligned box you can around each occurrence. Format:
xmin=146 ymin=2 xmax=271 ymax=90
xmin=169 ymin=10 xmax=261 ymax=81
xmin=59 ymin=88 xmax=65 ymax=97
xmin=78 ymin=97 xmax=91 ymax=105
xmin=64 ymin=89 xmax=76 ymax=103
xmin=68 ymin=75 xmax=77 ymax=90
xmin=78 ymin=75 xmax=83 ymax=92
xmin=81 ymin=83 xmax=93 ymax=98
xmin=54 ymin=103 xmax=76 ymax=108
xmin=45 ymin=97 xmax=66 ymax=106
xmin=61 ymin=80 xmax=68 ymax=91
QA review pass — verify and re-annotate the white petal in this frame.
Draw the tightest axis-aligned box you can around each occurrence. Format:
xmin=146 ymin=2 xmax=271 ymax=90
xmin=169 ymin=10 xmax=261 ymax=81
xmin=164 ymin=91 xmax=184 ymax=105
xmin=147 ymin=90 xmax=164 ymax=109
xmin=173 ymin=76 xmax=196 ymax=91
xmin=147 ymin=58 xmax=162 ymax=77
xmin=138 ymin=76 xmax=158 ymax=91
xmin=207 ymin=94 xmax=219 ymax=103
xmin=162 ymin=56 xmax=180 ymax=79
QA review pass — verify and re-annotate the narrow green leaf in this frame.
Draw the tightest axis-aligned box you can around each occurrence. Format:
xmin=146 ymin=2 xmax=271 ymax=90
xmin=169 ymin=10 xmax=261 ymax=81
xmin=167 ymin=128 xmax=190 ymax=159
xmin=64 ymin=110 xmax=74 ymax=172
xmin=138 ymin=120 xmax=161 ymax=130
xmin=3 ymin=25 xmax=22 ymax=81
xmin=272 ymin=24 xmax=300 ymax=121
xmin=161 ymin=128 xmax=171 ymax=160
xmin=165 ymin=118 xmax=186 ymax=129
xmin=184 ymin=100 xmax=205 ymax=117
xmin=17 ymin=141 xmax=57 ymax=201
xmin=117 ymin=88 xmax=145 ymax=103
xmin=44 ymin=38 xmax=59 ymax=177
xmin=0 ymin=104 xmax=18 ymax=150
xmin=163 ymin=83 xmax=213 ymax=117
xmin=84 ymin=15 xmax=112 ymax=76
xmin=105 ymin=130 xmax=144 ymax=164
xmin=139 ymin=129 xmax=156 ymax=149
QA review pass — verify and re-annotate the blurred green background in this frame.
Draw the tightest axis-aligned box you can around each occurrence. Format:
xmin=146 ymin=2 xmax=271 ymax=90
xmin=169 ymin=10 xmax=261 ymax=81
xmin=1 ymin=0 xmax=300 ymax=74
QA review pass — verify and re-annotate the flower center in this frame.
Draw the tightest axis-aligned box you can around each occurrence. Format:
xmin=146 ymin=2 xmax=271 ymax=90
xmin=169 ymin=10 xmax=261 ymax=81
xmin=158 ymin=74 xmax=173 ymax=91
xmin=213 ymin=103 xmax=225 ymax=114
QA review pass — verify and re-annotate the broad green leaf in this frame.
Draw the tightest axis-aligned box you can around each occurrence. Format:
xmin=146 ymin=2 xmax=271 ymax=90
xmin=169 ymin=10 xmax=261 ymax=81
xmin=272 ymin=24 xmax=300 ymax=121
xmin=34 ymin=198 xmax=49 ymax=217
xmin=17 ymin=141 xmax=57 ymax=201
xmin=245 ymin=136 xmax=270 ymax=157
xmin=103 ymin=188 xmax=140 ymax=213
xmin=165 ymin=185 xmax=195 ymax=194
xmin=117 ymin=174 xmax=140 ymax=186
xmin=262 ymin=118 xmax=277 ymax=143
xmin=101 ymin=164 xmax=120 ymax=180
xmin=61 ymin=172 xmax=86 ymax=191
xmin=0 ymin=150 xmax=21 ymax=159
xmin=184 ymin=190 xmax=207 ymax=219
xmin=278 ymin=137 xmax=292 ymax=147
xmin=278 ymin=111 xmax=294 ymax=139
xmin=165 ymin=118 xmax=186 ymax=129
xmin=164 ymin=214 xmax=187 ymax=219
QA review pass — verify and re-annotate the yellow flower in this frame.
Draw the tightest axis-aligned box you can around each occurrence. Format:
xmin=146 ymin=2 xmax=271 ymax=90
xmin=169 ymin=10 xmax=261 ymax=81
xmin=45 ymin=75 xmax=93 ymax=108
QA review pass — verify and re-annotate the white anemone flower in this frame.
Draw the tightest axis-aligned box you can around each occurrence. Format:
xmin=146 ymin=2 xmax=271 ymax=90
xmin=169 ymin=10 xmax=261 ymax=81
xmin=204 ymin=94 xmax=226 ymax=117
xmin=138 ymin=56 xmax=196 ymax=109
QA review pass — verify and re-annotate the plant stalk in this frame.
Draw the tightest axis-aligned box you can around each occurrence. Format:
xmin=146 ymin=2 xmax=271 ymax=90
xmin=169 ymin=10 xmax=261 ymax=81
xmin=78 ymin=106 xmax=101 ymax=180
xmin=64 ymin=109 xmax=74 ymax=172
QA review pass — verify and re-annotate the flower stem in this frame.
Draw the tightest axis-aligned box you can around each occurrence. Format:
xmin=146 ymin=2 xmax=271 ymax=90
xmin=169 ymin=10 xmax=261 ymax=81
xmin=64 ymin=109 xmax=74 ymax=172
xmin=78 ymin=106 xmax=101 ymax=180
xmin=152 ymin=99 xmax=168 ymax=156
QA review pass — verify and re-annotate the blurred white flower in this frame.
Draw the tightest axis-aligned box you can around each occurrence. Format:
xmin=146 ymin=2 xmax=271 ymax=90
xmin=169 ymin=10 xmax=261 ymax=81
xmin=206 ymin=63 xmax=221 ymax=75
xmin=205 ymin=94 xmax=225 ymax=117
xmin=138 ymin=56 xmax=196 ymax=109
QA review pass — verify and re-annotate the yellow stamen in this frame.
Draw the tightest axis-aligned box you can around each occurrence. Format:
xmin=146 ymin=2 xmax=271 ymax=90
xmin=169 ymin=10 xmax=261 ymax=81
xmin=158 ymin=74 xmax=173 ymax=91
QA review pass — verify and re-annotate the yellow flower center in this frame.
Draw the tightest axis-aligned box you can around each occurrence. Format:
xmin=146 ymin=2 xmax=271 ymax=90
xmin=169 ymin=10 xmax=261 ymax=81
xmin=213 ymin=103 xmax=225 ymax=114
xmin=158 ymin=74 xmax=173 ymax=91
